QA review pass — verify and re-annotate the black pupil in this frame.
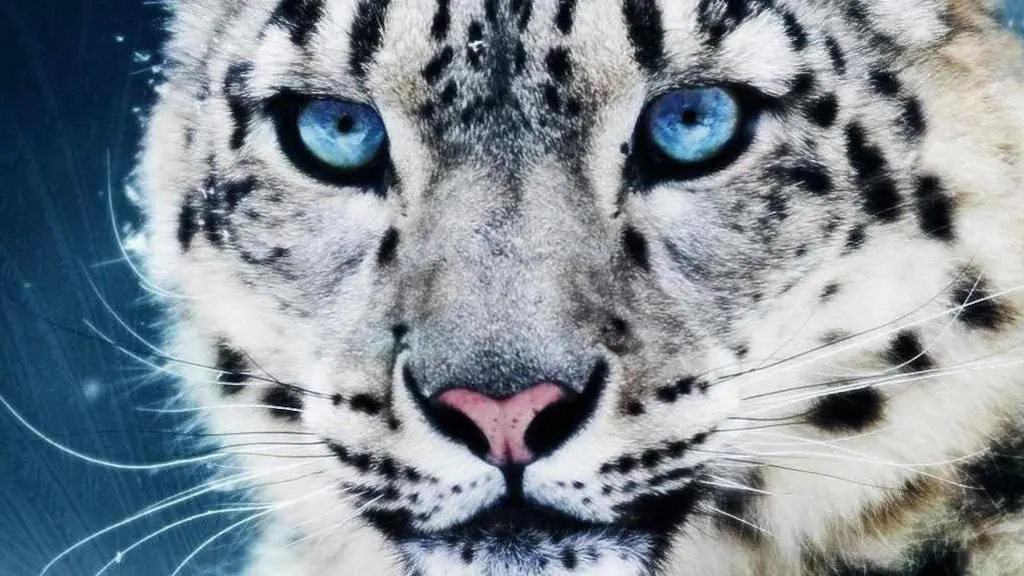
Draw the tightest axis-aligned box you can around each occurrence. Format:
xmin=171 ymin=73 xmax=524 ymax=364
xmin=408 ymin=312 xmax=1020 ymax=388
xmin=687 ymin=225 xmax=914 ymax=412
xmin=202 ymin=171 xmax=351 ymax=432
xmin=336 ymin=113 xmax=355 ymax=133
xmin=680 ymin=108 xmax=699 ymax=126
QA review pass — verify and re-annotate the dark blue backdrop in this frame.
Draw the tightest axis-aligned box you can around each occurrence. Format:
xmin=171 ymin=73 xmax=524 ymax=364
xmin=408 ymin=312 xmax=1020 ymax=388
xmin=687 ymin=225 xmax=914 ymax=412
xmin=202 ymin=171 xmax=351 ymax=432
xmin=0 ymin=2 xmax=1021 ymax=576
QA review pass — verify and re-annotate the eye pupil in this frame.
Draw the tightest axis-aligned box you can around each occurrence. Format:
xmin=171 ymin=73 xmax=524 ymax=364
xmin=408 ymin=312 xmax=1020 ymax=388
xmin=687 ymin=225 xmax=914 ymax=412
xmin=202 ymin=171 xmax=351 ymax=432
xmin=680 ymin=108 xmax=699 ymax=126
xmin=336 ymin=114 xmax=355 ymax=133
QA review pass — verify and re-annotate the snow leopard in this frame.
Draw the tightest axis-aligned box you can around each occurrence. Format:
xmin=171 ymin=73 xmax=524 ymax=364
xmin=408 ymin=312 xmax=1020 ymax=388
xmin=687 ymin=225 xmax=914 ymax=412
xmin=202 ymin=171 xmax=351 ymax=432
xmin=134 ymin=0 xmax=1024 ymax=574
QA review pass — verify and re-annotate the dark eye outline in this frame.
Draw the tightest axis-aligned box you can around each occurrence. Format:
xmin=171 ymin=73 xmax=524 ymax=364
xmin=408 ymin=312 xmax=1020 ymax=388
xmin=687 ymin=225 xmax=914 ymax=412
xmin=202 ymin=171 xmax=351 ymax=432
xmin=625 ymin=84 xmax=766 ymax=187
xmin=266 ymin=91 xmax=393 ymax=192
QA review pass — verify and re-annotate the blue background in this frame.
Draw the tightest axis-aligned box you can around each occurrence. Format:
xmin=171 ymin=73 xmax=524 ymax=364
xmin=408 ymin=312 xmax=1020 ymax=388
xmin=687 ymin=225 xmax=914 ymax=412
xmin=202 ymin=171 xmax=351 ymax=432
xmin=0 ymin=2 xmax=1021 ymax=575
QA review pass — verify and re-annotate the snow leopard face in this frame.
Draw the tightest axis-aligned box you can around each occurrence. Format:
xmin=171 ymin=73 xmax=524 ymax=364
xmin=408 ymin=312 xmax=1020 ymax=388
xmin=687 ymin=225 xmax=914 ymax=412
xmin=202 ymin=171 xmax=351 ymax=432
xmin=139 ymin=0 xmax=1024 ymax=574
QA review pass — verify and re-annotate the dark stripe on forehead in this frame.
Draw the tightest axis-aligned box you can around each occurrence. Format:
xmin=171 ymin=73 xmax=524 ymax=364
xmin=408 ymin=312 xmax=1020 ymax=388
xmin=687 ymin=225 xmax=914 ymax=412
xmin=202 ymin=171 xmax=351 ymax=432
xmin=622 ymin=0 xmax=665 ymax=73
xmin=696 ymin=0 xmax=769 ymax=47
xmin=349 ymin=0 xmax=393 ymax=81
xmin=512 ymin=0 xmax=533 ymax=31
xmin=270 ymin=0 xmax=326 ymax=46
xmin=224 ymin=62 xmax=254 ymax=150
xmin=431 ymin=0 xmax=451 ymax=40
xmin=556 ymin=0 xmax=578 ymax=33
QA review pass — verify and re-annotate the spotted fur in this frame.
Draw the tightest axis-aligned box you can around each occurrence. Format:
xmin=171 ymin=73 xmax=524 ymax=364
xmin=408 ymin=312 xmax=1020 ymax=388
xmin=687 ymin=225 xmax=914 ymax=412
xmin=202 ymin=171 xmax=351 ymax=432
xmin=137 ymin=0 xmax=1024 ymax=574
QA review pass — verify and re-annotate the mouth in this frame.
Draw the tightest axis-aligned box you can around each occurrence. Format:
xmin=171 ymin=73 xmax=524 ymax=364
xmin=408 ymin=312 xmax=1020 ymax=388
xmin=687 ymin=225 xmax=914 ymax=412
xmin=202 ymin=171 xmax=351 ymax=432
xmin=394 ymin=499 xmax=659 ymax=574
xmin=365 ymin=482 xmax=703 ymax=575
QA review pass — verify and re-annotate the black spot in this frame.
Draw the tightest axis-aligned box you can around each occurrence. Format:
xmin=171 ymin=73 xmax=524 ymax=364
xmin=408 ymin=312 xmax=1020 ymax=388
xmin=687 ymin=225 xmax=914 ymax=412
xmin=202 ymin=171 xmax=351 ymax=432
xmin=555 ymin=0 xmax=578 ymax=34
xmin=869 ymin=69 xmax=902 ymax=96
xmin=625 ymin=401 xmax=645 ymax=416
xmin=785 ymin=165 xmax=832 ymax=195
xmin=819 ymin=282 xmax=840 ymax=302
xmin=641 ymin=449 xmax=663 ymax=469
xmin=900 ymin=97 xmax=926 ymax=139
xmin=514 ymin=42 xmax=528 ymax=73
xmin=561 ymin=547 xmax=578 ymax=569
xmin=807 ymin=94 xmax=839 ymax=128
xmin=962 ymin=431 xmax=1024 ymax=518
xmin=844 ymin=122 xmax=901 ymax=222
xmin=952 ymin=274 xmax=1011 ymax=331
xmin=349 ymin=0 xmax=392 ymax=80
xmin=572 ymin=481 xmax=585 ymax=489
xmin=914 ymin=175 xmax=954 ymax=242
xmin=824 ymin=36 xmax=847 ymax=75
xmin=617 ymin=455 xmax=637 ymax=474
xmin=271 ymin=0 xmax=327 ymax=46
xmin=263 ymin=385 xmax=303 ymax=420
xmin=439 ymin=81 xmax=458 ymax=106
xmin=468 ymin=20 xmax=484 ymax=42
xmin=789 ymin=72 xmax=815 ymax=97
xmin=422 ymin=46 xmax=454 ymax=84
xmin=808 ymin=388 xmax=885 ymax=433
xmin=566 ymin=98 xmax=582 ymax=117
xmin=622 ymin=227 xmax=650 ymax=271
xmin=675 ymin=378 xmax=695 ymax=396
xmin=353 ymin=453 xmax=372 ymax=472
xmin=222 ymin=178 xmax=256 ymax=211
xmin=542 ymin=83 xmax=561 ymax=111
xmin=328 ymin=442 xmax=351 ymax=463
xmin=431 ymin=0 xmax=451 ymax=40
xmin=215 ymin=343 xmax=249 ymax=395
xmin=545 ymin=48 xmax=572 ymax=82
xmin=886 ymin=331 xmax=934 ymax=372
xmin=844 ymin=224 xmax=867 ymax=252
xmin=178 ymin=202 xmax=198 ymax=252
xmin=350 ymin=394 xmax=384 ymax=415
xmin=781 ymin=12 xmax=808 ymax=50
xmin=622 ymin=0 xmax=664 ymax=73
xmin=665 ymin=441 xmax=687 ymax=459
xmin=656 ymin=385 xmax=679 ymax=403
xmin=461 ymin=543 xmax=474 ymax=563
xmin=377 ymin=227 xmax=400 ymax=265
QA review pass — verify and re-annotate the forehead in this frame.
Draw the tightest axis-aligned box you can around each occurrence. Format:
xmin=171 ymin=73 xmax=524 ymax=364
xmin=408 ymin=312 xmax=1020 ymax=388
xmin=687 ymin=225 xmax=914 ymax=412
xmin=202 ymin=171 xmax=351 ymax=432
xmin=240 ymin=0 xmax=807 ymax=103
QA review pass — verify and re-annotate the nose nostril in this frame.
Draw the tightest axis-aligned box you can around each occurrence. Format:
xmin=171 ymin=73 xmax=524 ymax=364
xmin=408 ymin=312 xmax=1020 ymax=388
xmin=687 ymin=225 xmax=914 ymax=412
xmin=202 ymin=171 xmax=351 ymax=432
xmin=526 ymin=359 xmax=609 ymax=458
xmin=429 ymin=403 xmax=492 ymax=458
xmin=523 ymin=394 xmax=581 ymax=457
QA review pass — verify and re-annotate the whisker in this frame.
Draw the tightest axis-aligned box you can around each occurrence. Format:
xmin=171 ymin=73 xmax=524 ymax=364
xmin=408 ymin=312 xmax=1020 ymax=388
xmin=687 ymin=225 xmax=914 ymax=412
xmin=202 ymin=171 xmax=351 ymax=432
xmin=92 ymin=505 xmax=266 ymax=576
xmin=102 ymin=150 xmax=186 ymax=300
xmin=701 ymin=504 xmax=776 ymax=538
xmin=39 ymin=460 xmax=319 ymax=575
xmin=169 ymin=485 xmax=335 ymax=576
xmin=1 ymin=290 xmax=329 ymax=399
xmin=0 ymin=393 xmax=223 ymax=471
xmin=286 ymin=494 xmax=387 ymax=547
xmin=715 ymin=457 xmax=904 ymax=491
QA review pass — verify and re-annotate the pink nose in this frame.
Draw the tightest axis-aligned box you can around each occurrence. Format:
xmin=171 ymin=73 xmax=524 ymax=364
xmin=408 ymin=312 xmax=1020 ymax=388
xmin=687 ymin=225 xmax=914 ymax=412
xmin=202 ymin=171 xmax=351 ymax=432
xmin=436 ymin=383 xmax=565 ymax=465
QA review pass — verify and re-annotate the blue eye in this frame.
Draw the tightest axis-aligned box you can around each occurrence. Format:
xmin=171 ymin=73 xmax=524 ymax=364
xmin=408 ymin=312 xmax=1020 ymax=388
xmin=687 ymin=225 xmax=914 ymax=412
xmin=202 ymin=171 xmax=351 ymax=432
xmin=646 ymin=87 xmax=741 ymax=165
xmin=296 ymin=99 xmax=386 ymax=171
